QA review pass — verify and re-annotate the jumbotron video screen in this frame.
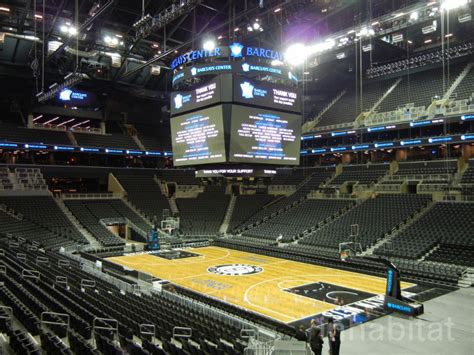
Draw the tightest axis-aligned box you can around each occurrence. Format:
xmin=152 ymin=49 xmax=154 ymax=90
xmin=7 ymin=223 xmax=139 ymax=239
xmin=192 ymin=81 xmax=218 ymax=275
xmin=170 ymin=106 xmax=226 ymax=166
xmin=229 ymin=105 xmax=301 ymax=165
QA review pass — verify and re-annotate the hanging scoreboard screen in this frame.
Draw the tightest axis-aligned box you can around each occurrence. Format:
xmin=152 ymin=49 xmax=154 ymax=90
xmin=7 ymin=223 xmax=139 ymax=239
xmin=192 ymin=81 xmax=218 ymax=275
xmin=233 ymin=77 xmax=301 ymax=113
xmin=229 ymin=105 xmax=301 ymax=165
xmin=170 ymin=106 xmax=226 ymax=166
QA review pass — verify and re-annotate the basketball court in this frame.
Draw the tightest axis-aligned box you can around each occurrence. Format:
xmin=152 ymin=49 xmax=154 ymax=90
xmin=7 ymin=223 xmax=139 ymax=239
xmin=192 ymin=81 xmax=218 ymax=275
xmin=107 ymin=246 xmax=416 ymax=324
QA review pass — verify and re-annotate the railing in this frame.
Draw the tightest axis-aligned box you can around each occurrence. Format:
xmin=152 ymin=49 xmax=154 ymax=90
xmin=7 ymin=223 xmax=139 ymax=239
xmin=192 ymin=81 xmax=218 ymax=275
xmin=385 ymin=174 xmax=452 ymax=181
xmin=62 ymin=192 xmax=124 ymax=199
xmin=160 ymin=289 xmax=280 ymax=342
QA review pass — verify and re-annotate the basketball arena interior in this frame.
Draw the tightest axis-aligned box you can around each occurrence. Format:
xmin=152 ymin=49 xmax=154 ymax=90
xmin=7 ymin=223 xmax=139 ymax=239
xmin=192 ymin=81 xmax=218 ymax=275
xmin=0 ymin=0 xmax=473 ymax=354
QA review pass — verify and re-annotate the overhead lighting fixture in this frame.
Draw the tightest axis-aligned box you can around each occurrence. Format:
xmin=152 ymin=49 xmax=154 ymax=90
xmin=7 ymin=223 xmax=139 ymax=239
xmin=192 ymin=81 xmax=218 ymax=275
xmin=410 ymin=11 xmax=419 ymax=21
xmin=252 ymin=21 xmax=261 ymax=30
xmin=441 ymin=0 xmax=468 ymax=11
xmin=32 ymin=115 xmax=43 ymax=122
xmin=71 ymin=120 xmax=89 ymax=128
xmin=43 ymin=116 xmax=60 ymax=125
xmin=234 ymin=27 xmax=240 ymax=32
xmin=371 ymin=21 xmax=379 ymax=26
xmin=445 ymin=33 xmax=454 ymax=38
xmin=362 ymin=44 xmax=373 ymax=52
xmin=57 ymin=119 xmax=75 ymax=127
xmin=393 ymin=12 xmax=405 ymax=18
xmin=202 ymin=39 xmax=216 ymax=51
xmin=36 ymin=72 xmax=86 ymax=103
xmin=104 ymin=35 xmax=119 ymax=46
xmin=393 ymin=33 xmax=404 ymax=43
xmin=422 ymin=22 xmax=437 ymax=34
xmin=60 ymin=24 xmax=77 ymax=36
xmin=285 ymin=43 xmax=307 ymax=66
xmin=458 ymin=13 xmax=472 ymax=22
xmin=0 ymin=6 xmax=10 ymax=12
xmin=336 ymin=52 xmax=346 ymax=59
xmin=34 ymin=14 xmax=43 ymax=19
xmin=424 ymin=38 xmax=433 ymax=44
xmin=274 ymin=8 xmax=281 ymax=13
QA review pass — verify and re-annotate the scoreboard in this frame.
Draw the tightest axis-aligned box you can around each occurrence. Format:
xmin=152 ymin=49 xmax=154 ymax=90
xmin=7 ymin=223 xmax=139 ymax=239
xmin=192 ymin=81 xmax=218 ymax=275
xmin=170 ymin=106 xmax=226 ymax=166
xmin=233 ymin=77 xmax=301 ymax=113
xmin=169 ymin=68 xmax=301 ymax=167
xmin=229 ymin=106 xmax=300 ymax=165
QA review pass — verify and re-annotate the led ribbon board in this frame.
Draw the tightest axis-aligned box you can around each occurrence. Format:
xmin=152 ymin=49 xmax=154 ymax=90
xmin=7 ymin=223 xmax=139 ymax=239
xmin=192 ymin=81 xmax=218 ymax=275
xmin=172 ymin=62 xmax=298 ymax=88
xmin=170 ymin=43 xmax=284 ymax=70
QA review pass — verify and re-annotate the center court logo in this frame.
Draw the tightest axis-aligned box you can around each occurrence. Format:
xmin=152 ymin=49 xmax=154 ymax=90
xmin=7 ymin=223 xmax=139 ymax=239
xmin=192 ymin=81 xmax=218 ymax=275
xmin=207 ymin=264 xmax=263 ymax=276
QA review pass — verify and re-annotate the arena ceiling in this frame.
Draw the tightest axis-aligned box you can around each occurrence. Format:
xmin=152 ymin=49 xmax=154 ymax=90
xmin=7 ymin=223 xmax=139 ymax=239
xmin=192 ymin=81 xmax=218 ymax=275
xmin=0 ymin=0 xmax=472 ymax=102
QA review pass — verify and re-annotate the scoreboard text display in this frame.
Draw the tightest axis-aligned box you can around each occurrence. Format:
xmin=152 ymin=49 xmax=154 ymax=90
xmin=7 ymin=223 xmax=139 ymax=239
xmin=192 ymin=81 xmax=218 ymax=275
xmin=229 ymin=105 xmax=301 ymax=165
xmin=233 ymin=78 xmax=301 ymax=113
xmin=170 ymin=76 xmax=227 ymax=116
xmin=170 ymin=106 xmax=226 ymax=166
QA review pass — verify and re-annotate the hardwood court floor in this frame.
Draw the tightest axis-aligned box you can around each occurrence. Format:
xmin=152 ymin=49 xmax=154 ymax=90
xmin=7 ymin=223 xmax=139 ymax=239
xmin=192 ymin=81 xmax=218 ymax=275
xmin=108 ymin=246 xmax=413 ymax=323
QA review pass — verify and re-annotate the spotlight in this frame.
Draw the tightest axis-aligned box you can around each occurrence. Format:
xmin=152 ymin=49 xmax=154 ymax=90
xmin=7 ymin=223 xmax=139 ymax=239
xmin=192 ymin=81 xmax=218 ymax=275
xmin=203 ymin=39 xmax=216 ymax=51
xmin=441 ymin=0 xmax=468 ymax=11
xmin=410 ymin=11 xmax=419 ymax=21
xmin=285 ymin=43 xmax=307 ymax=66
xmin=252 ymin=21 xmax=260 ymax=30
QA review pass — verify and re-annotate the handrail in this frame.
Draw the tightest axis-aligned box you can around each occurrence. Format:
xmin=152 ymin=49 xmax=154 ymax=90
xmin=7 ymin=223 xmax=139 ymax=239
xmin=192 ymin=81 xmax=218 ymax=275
xmin=41 ymin=312 xmax=70 ymax=332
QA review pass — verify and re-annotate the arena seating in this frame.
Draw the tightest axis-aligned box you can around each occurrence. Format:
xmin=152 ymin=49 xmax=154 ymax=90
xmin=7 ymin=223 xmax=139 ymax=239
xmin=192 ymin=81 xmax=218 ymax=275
xmin=395 ymin=160 xmax=457 ymax=177
xmin=73 ymin=132 xmax=139 ymax=150
xmin=0 ymin=243 xmax=250 ymax=354
xmin=116 ymin=174 xmax=171 ymax=221
xmin=377 ymin=66 xmax=463 ymax=113
xmin=65 ymin=199 xmax=150 ymax=236
xmin=376 ymin=202 xmax=474 ymax=265
xmin=229 ymin=194 xmax=274 ymax=232
xmin=177 ymin=186 xmax=230 ymax=235
xmin=315 ymin=80 xmax=394 ymax=129
xmin=0 ymin=209 xmax=76 ymax=249
xmin=298 ymin=194 xmax=432 ymax=250
xmin=0 ymin=167 xmax=13 ymax=190
xmin=330 ymin=163 xmax=390 ymax=185
xmin=236 ymin=168 xmax=335 ymax=230
xmin=460 ymin=159 xmax=474 ymax=184
xmin=269 ymin=168 xmax=307 ymax=186
xmin=159 ymin=169 xmax=201 ymax=185
xmin=64 ymin=200 xmax=125 ymax=246
xmin=14 ymin=168 xmax=48 ymax=190
xmin=0 ymin=121 xmax=71 ymax=145
xmin=242 ymin=199 xmax=354 ymax=242
xmin=0 ymin=196 xmax=87 ymax=244
xmin=452 ymin=64 xmax=474 ymax=101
